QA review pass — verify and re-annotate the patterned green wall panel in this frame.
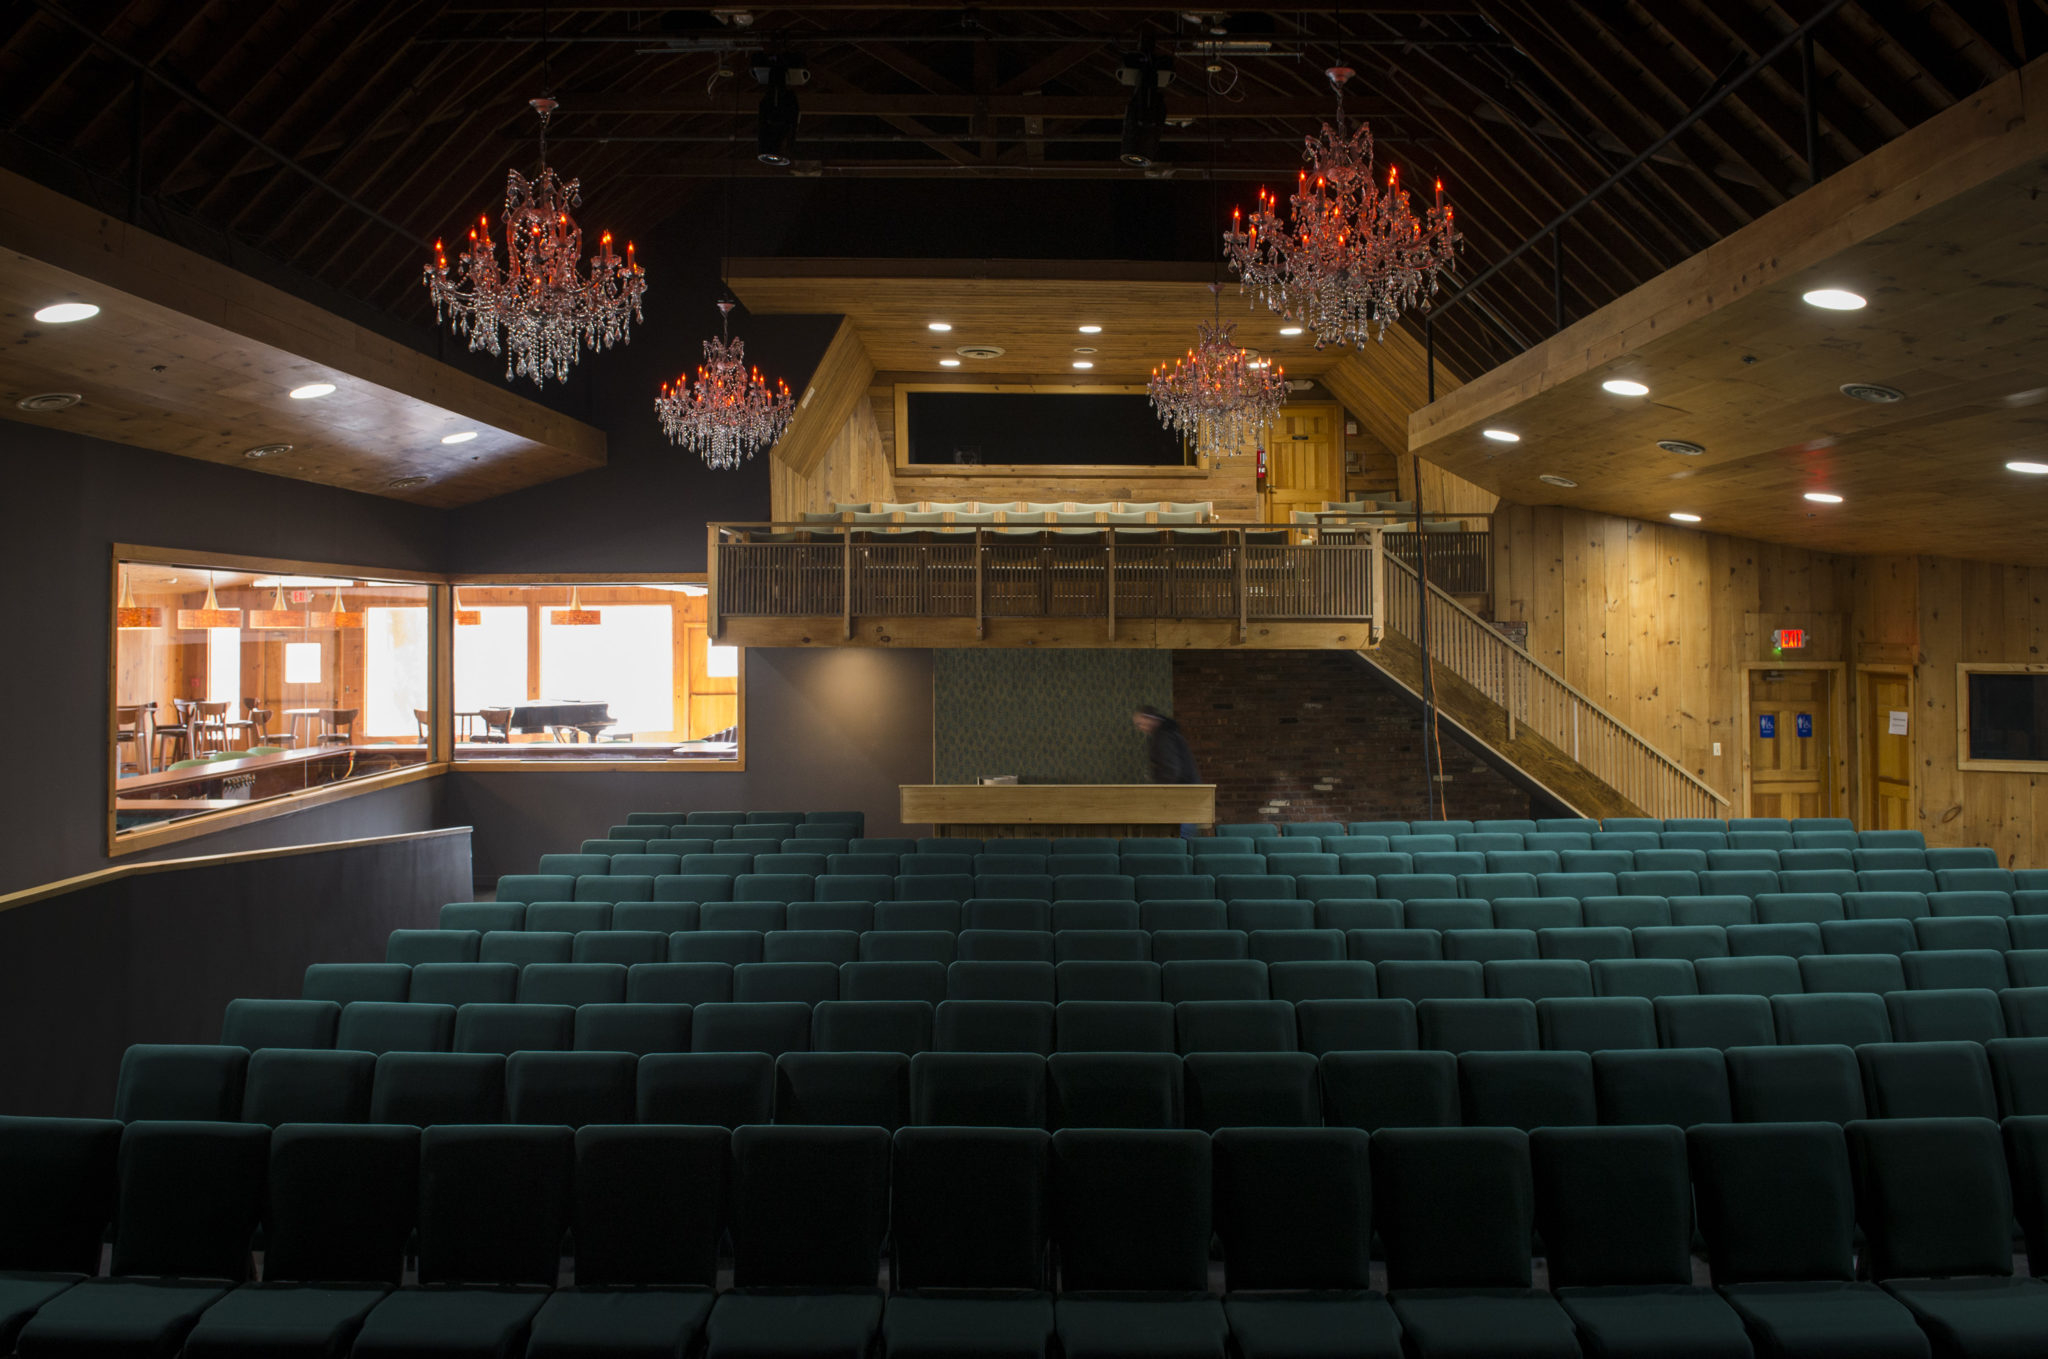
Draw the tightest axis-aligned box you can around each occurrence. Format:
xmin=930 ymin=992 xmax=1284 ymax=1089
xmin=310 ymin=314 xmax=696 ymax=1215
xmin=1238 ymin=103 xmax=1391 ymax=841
xmin=935 ymin=649 xmax=1173 ymax=784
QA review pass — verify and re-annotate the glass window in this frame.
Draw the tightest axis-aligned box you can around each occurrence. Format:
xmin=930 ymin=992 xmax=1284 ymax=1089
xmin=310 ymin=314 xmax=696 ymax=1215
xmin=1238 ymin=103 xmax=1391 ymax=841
xmin=113 ymin=555 xmax=435 ymax=840
xmin=452 ymin=581 xmax=739 ymax=763
xmin=365 ymin=607 xmax=431 ymax=741
xmin=1967 ymin=671 xmax=2048 ymax=762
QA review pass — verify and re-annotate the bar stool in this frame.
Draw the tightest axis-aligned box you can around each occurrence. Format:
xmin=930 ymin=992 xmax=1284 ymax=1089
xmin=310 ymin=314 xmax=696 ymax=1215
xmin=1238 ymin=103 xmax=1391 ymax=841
xmin=115 ymin=704 xmax=153 ymax=774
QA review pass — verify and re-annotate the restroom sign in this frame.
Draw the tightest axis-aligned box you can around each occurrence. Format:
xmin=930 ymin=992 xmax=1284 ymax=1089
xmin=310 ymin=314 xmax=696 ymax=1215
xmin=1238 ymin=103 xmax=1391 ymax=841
xmin=1795 ymin=713 xmax=1814 ymax=738
xmin=1758 ymin=714 xmax=1776 ymax=739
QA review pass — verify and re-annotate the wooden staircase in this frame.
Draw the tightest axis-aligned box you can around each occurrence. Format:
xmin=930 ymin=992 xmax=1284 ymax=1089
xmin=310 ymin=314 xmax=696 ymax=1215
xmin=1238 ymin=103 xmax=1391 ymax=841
xmin=1359 ymin=556 xmax=1730 ymax=821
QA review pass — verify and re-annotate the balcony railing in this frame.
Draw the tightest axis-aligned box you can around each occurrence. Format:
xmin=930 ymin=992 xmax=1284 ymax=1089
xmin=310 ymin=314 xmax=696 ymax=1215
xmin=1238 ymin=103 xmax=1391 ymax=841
xmin=709 ymin=522 xmax=1384 ymax=643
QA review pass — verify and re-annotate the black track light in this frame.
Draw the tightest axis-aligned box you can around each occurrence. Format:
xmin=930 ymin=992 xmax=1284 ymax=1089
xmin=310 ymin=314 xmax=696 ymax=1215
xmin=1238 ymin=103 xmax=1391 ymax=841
xmin=753 ymin=59 xmax=804 ymax=166
xmin=1118 ymin=41 xmax=1171 ymax=169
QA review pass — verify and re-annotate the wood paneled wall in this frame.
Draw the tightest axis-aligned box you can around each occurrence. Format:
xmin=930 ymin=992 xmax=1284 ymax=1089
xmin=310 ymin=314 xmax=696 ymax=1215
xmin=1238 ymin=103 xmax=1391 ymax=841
xmin=1489 ymin=504 xmax=2048 ymax=864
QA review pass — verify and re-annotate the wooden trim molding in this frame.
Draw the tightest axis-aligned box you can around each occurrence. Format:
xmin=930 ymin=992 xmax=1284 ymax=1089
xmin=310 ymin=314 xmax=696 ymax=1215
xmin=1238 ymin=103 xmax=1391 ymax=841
xmin=1955 ymin=662 xmax=2048 ymax=772
xmin=8 ymin=825 xmax=471 ymax=914
xmin=108 ymin=763 xmax=448 ymax=859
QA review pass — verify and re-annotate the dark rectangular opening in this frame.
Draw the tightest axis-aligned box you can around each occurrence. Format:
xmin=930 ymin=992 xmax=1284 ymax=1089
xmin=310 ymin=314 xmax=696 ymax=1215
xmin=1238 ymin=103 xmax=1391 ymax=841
xmin=1967 ymin=672 xmax=2048 ymax=761
xmin=905 ymin=390 xmax=1183 ymax=466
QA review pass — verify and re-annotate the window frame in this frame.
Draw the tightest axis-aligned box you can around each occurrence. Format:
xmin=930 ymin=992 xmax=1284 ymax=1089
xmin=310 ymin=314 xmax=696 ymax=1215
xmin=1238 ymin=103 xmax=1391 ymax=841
xmin=108 ymin=544 xmax=449 ymax=858
xmin=1956 ymin=662 xmax=2048 ymax=772
xmin=446 ymin=573 xmax=745 ymax=774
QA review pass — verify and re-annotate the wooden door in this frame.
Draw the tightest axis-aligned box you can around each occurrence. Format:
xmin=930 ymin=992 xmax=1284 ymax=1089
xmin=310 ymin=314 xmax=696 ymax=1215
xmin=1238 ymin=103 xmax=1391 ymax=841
xmin=1861 ymin=671 xmax=1914 ymax=830
xmin=1749 ymin=669 xmax=1834 ymax=818
xmin=1264 ymin=404 xmax=1343 ymax=524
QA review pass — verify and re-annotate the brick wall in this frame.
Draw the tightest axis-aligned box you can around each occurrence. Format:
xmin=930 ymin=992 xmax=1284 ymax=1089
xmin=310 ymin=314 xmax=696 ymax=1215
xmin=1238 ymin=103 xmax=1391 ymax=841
xmin=1171 ymin=650 xmax=1533 ymax=824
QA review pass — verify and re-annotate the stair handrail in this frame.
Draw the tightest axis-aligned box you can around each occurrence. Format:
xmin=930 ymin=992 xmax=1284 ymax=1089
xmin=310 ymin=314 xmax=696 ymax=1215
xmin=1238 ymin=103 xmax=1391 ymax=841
xmin=1381 ymin=554 xmax=1730 ymax=814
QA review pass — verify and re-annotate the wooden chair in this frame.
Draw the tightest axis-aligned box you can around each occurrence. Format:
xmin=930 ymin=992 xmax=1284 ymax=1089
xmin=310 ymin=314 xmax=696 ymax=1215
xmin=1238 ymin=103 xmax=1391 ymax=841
xmin=474 ymin=708 xmax=512 ymax=743
xmin=247 ymin=707 xmax=290 ymax=748
xmin=151 ymin=700 xmax=194 ymax=768
xmin=218 ymin=698 xmax=262 ymax=751
xmin=192 ymin=700 xmax=232 ymax=753
xmin=115 ymin=704 xmax=153 ymax=774
xmin=414 ymin=708 xmax=432 ymax=742
xmin=318 ymin=708 xmax=359 ymax=747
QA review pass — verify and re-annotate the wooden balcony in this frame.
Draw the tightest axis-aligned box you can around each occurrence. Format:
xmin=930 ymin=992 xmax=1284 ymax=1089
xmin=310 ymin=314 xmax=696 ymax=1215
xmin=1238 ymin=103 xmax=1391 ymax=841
xmin=708 ymin=523 xmax=1389 ymax=650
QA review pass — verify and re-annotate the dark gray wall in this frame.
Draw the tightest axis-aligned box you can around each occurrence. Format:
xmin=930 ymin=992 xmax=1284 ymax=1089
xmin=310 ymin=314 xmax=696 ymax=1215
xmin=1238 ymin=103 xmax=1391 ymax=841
xmin=0 ymin=421 xmax=448 ymax=894
xmin=0 ymin=828 xmax=469 ymax=1118
xmin=447 ymin=647 xmax=933 ymax=881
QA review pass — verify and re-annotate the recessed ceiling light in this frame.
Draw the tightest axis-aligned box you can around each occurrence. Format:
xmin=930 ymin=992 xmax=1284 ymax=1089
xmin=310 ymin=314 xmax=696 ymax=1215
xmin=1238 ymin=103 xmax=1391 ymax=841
xmin=441 ymin=431 xmax=478 ymax=445
xmin=1074 ymin=347 xmax=1097 ymax=355
xmin=927 ymin=321 xmax=952 ymax=332
xmin=938 ymin=358 xmax=961 ymax=367
xmin=1840 ymin=382 xmax=1905 ymax=404
xmin=1538 ymin=474 xmax=1578 ymax=488
xmin=288 ymin=382 xmax=336 ymax=400
xmin=15 ymin=391 xmax=81 ymax=412
xmin=1802 ymin=288 xmax=1866 ymax=311
xmin=1072 ymin=360 xmax=1094 ymax=369
xmin=1669 ymin=512 xmax=1702 ymax=523
xmin=1657 ymin=439 xmax=1706 ymax=456
xmin=1602 ymin=379 xmax=1649 ymax=397
xmin=1481 ymin=429 xmax=1520 ymax=443
xmin=33 ymin=302 xmax=99 ymax=323
xmin=1279 ymin=326 xmax=1304 ymax=336
xmin=242 ymin=443 xmax=292 ymax=460
xmin=387 ymin=475 xmax=430 ymax=490
xmin=2007 ymin=461 xmax=2048 ymax=475
xmin=1077 ymin=324 xmax=1103 ymax=334
xmin=1803 ymin=491 xmax=1843 ymax=504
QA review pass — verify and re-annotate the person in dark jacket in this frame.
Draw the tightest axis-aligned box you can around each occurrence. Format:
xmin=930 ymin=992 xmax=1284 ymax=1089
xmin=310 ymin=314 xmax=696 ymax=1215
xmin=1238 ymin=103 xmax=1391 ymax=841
xmin=1133 ymin=705 xmax=1199 ymax=784
xmin=1133 ymin=705 xmax=1201 ymax=838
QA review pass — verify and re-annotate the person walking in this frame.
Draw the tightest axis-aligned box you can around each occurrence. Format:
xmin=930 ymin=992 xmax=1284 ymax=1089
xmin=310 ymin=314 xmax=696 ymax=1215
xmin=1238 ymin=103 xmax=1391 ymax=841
xmin=1133 ymin=705 xmax=1201 ymax=839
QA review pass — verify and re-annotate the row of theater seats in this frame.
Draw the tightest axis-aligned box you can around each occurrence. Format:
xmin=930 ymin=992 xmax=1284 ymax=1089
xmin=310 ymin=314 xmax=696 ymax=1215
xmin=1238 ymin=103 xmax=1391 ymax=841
xmin=401 ymin=914 xmax=2048 ymax=965
xmin=493 ymin=871 xmax=2045 ymax=913
xmin=108 ymin=1036 xmax=2048 ymax=1132
xmin=5 ymin=1115 xmax=2047 ymax=1359
xmin=312 ymin=947 xmax=2048 ymax=1008
xmin=578 ymin=827 xmax=1964 ymax=858
xmin=244 ymin=984 xmax=2048 ymax=1057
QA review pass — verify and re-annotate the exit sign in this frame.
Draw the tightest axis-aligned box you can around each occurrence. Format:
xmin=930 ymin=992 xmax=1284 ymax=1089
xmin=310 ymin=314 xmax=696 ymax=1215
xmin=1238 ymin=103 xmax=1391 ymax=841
xmin=1774 ymin=628 xmax=1806 ymax=650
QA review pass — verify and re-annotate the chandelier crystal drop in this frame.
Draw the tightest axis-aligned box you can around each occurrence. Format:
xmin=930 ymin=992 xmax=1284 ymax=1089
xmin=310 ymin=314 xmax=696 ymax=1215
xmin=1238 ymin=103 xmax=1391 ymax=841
xmin=1148 ymin=287 xmax=1289 ymax=462
xmin=655 ymin=302 xmax=796 ymax=470
xmin=1222 ymin=67 xmax=1460 ymax=348
xmin=424 ymin=97 xmax=647 ymax=386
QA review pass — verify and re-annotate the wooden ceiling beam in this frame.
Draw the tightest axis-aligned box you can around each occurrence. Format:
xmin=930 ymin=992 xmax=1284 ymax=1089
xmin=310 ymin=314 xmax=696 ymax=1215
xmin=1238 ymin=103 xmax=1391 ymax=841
xmin=544 ymin=91 xmax=1408 ymax=118
xmin=1482 ymin=2 xmax=1737 ymax=252
xmin=1558 ymin=0 xmax=1791 ymax=207
xmin=434 ymin=0 xmax=1486 ymax=12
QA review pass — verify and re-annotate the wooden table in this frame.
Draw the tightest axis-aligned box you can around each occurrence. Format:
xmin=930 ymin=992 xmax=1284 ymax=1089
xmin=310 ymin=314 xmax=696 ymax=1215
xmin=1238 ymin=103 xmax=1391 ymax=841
xmin=900 ymin=783 xmax=1216 ymax=838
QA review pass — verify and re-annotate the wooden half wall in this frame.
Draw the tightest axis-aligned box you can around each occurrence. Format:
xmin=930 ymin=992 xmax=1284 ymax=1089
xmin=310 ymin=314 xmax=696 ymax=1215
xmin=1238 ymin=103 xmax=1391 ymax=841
xmin=1489 ymin=503 xmax=2048 ymax=864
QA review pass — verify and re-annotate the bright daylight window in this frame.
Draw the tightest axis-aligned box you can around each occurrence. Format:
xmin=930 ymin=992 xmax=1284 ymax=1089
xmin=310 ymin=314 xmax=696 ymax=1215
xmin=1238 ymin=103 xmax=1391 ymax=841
xmin=451 ymin=581 xmax=739 ymax=763
xmin=113 ymin=556 xmax=434 ymax=839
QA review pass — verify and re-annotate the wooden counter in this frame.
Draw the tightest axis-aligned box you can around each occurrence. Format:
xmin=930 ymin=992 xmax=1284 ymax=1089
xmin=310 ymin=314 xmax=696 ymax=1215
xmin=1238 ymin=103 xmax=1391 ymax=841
xmin=900 ymin=783 xmax=1215 ymax=838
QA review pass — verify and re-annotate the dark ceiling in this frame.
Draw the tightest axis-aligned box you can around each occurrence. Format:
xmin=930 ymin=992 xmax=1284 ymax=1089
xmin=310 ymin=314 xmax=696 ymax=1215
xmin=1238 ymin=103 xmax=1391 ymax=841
xmin=1 ymin=0 xmax=2040 ymax=381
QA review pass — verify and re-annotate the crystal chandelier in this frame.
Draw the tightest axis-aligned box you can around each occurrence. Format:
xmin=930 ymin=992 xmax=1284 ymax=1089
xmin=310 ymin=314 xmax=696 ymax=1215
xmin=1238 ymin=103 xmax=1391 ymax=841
xmin=655 ymin=302 xmax=796 ymax=470
xmin=423 ymin=96 xmax=647 ymax=385
xmin=1149 ymin=284 xmax=1289 ymax=462
xmin=1223 ymin=66 xmax=1460 ymax=348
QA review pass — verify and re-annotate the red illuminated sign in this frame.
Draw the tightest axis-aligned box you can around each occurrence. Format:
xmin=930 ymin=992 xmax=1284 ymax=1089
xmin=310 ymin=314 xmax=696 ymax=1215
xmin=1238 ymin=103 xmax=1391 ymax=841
xmin=1774 ymin=628 xmax=1806 ymax=649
